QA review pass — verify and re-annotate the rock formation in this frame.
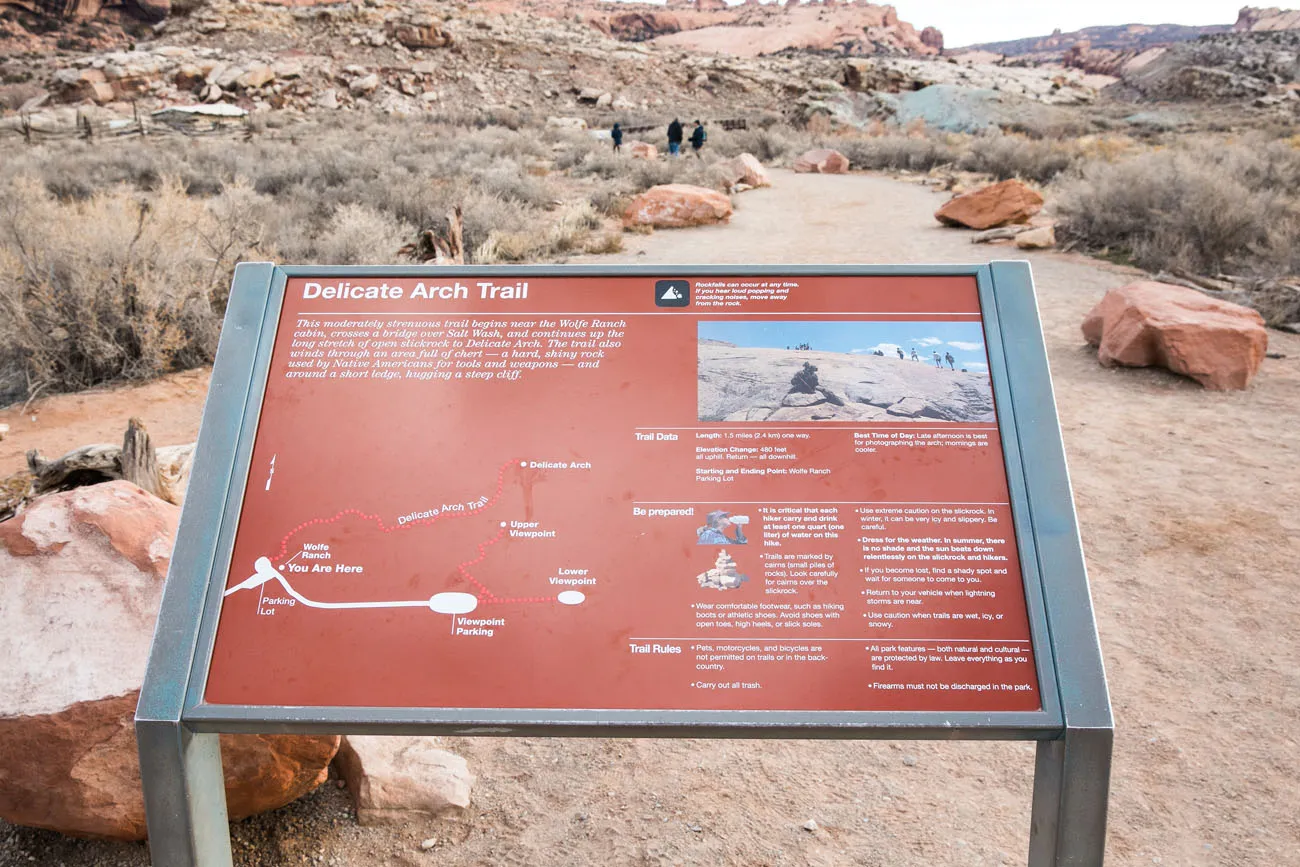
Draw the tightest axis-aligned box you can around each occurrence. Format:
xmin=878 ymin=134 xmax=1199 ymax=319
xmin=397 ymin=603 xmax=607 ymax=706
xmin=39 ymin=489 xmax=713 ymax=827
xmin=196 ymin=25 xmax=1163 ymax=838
xmin=608 ymin=10 xmax=681 ymax=42
xmin=717 ymin=152 xmax=771 ymax=190
xmin=1234 ymin=6 xmax=1300 ymax=31
xmin=1082 ymin=281 xmax=1269 ymax=390
xmin=334 ymin=736 xmax=473 ymax=825
xmin=935 ymin=179 xmax=1044 ymax=230
xmin=1116 ymin=29 xmax=1300 ymax=101
xmin=626 ymin=140 xmax=658 ymax=159
xmin=623 ymin=184 xmax=733 ymax=229
xmin=0 ymin=481 xmax=339 ymax=840
xmin=697 ymin=549 xmax=747 ymax=590
xmin=962 ymin=22 xmax=1228 ymax=58
xmin=645 ymin=2 xmax=941 ymax=58
xmin=793 ymin=148 xmax=849 ymax=174
xmin=698 ymin=344 xmax=995 ymax=423
xmin=0 ymin=0 xmax=1108 ymax=128
xmin=1014 ymin=225 xmax=1056 ymax=249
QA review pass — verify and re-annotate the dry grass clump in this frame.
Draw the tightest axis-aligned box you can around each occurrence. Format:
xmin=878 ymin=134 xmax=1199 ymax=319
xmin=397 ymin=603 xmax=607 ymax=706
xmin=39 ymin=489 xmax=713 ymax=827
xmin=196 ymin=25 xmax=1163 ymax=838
xmin=475 ymin=201 xmax=600 ymax=263
xmin=0 ymin=117 xmax=630 ymax=402
xmin=0 ymin=177 xmax=267 ymax=403
xmin=1055 ymin=139 xmax=1300 ymax=278
xmin=313 ymin=204 xmax=415 ymax=266
xmin=957 ymin=134 xmax=1079 ymax=184
xmin=833 ymin=134 xmax=959 ymax=173
xmin=711 ymin=127 xmax=815 ymax=164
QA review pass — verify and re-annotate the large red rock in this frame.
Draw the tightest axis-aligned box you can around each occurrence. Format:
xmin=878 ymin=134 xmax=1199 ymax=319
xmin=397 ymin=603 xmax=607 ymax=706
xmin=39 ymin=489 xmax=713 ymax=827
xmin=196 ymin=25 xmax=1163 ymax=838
xmin=793 ymin=148 xmax=849 ymax=174
xmin=623 ymin=184 xmax=733 ymax=228
xmin=920 ymin=26 xmax=944 ymax=51
xmin=717 ymin=152 xmax=771 ymax=189
xmin=935 ymin=179 xmax=1044 ymax=230
xmin=1082 ymin=281 xmax=1269 ymax=390
xmin=0 ymin=482 xmax=339 ymax=840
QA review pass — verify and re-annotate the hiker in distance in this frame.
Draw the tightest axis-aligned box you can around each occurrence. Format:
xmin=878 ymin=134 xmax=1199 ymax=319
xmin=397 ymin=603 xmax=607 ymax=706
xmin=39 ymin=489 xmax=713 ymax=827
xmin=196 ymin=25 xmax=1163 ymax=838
xmin=690 ymin=119 xmax=707 ymax=158
xmin=611 ymin=121 xmax=623 ymax=153
xmin=667 ymin=118 xmax=683 ymax=157
xmin=945 ymin=351 xmax=956 ymax=370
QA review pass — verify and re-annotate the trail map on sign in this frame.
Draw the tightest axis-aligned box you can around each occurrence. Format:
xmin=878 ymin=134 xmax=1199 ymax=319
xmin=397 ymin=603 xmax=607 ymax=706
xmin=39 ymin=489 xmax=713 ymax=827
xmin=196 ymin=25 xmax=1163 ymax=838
xmin=204 ymin=274 xmax=1043 ymax=713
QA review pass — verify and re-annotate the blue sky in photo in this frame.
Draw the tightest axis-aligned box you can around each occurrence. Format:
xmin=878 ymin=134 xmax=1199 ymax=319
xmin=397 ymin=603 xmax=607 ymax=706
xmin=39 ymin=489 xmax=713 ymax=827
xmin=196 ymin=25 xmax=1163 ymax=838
xmin=698 ymin=320 xmax=990 ymax=371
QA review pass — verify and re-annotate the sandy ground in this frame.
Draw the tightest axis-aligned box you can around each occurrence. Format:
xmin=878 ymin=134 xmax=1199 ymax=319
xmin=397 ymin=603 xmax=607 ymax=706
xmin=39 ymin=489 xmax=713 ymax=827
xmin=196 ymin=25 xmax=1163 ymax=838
xmin=3 ymin=169 xmax=1298 ymax=866
xmin=0 ymin=368 xmax=210 ymax=477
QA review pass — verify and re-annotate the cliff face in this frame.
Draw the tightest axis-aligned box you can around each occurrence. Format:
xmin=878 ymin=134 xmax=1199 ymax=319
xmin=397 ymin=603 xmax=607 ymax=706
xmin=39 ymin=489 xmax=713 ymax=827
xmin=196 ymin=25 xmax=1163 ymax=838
xmin=962 ymin=22 xmax=1229 ymax=57
xmin=0 ymin=0 xmax=941 ymax=63
xmin=643 ymin=2 xmax=943 ymax=58
xmin=0 ymin=0 xmax=164 ymax=22
xmin=1235 ymin=6 xmax=1300 ymax=31
xmin=1116 ymin=29 xmax=1300 ymax=100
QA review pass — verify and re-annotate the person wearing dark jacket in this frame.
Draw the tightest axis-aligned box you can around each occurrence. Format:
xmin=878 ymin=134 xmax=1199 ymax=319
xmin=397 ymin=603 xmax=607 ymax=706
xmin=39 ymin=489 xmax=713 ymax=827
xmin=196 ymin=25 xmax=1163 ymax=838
xmin=689 ymin=119 xmax=707 ymax=158
xmin=667 ymin=118 xmax=683 ymax=156
xmin=611 ymin=122 xmax=623 ymax=153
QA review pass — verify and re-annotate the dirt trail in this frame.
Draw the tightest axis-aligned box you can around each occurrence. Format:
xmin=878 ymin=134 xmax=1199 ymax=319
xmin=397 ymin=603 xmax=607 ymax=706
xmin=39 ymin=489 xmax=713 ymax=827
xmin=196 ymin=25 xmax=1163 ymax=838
xmin=3 ymin=170 xmax=1298 ymax=867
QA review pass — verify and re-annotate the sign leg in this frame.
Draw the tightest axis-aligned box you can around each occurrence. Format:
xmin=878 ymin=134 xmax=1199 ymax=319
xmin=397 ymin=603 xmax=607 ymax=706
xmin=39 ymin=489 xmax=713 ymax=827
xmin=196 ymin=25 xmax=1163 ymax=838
xmin=137 ymin=721 xmax=233 ymax=867
xmin=1028 ymin=728 xmax=1112 ymax=866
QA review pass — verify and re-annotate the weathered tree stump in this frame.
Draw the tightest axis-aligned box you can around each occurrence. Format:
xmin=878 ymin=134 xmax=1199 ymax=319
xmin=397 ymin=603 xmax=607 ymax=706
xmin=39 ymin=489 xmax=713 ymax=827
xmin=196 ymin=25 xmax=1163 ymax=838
xmin=121 ymin=417 xmax=159 ymax=496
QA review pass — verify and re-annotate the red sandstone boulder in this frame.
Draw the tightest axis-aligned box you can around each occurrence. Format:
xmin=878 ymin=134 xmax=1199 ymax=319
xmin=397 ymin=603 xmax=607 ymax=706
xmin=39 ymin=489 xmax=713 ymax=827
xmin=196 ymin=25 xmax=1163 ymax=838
xmin=793 ymin=148 xmax=849 ymax=174
xmin=935 ymin=179 xmax=1044 ymax=230
xmin=624 ymin=184 xmax=733 ymax=228
xmin=0 ymin=482 xmax=339 ymax=840
xmin=1082 ymin=281 xmax=1269 ymax=390
xmin=626 ymin=140 xmax=658 ymax=160
xmin=921 ymin=26 xmax=944 ymax=51
xmin=717 ymin=152 xmax=771 ymax=190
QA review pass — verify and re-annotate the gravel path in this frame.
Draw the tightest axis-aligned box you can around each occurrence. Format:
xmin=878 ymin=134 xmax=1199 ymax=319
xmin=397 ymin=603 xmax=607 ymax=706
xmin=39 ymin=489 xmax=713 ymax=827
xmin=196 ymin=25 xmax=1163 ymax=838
xmin=4 ymin=169 xmax=1298 ymax=867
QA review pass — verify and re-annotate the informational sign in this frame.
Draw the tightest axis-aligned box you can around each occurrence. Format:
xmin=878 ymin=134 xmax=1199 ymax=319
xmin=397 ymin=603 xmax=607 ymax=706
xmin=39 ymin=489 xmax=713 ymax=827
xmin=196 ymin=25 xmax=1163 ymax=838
xmin=204 ymin=272 xmax=1042 ymax=713
xmin=137 ymin=264 xmax=1111 ymax=867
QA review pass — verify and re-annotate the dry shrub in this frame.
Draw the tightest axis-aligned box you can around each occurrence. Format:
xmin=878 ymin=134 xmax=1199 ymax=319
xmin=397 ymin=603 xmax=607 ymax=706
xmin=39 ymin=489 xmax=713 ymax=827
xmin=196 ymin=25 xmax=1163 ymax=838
xmin=475 ymin=201 xmax=600 ymax=264
xmin=589 ymin=187 xmax=634 ymax=219
xmin=313 ymin=204 xmax=414 ymax=265
xmin=711 ymin=127 xmax=814 ymax=163
xmin=584 ymin=232 xmax=625 ymax=255
xmin=833 ymin=133 xmax=959 ymax=173
xmin=0 ymin=177 xmax=267 ymax=402
xmin=1056 ymin=139 xmax=1300 ymax=277
xmin=572 ymin=149 xmax=624 ymax=180
xmin=957 ymin=134 xmax=1079 ymax=184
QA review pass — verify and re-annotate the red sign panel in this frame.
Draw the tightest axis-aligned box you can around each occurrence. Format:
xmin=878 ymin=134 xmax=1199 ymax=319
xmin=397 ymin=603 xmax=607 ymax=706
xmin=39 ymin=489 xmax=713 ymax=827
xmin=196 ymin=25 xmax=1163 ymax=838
xmin=204 ymin=274 xmax=1041 ymax=713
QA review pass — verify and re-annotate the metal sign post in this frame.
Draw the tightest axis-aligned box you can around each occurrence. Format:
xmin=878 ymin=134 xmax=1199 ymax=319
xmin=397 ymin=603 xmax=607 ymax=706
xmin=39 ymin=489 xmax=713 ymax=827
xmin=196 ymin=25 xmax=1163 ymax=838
xmin=138 ymin=262 xmax=1111 ymax=866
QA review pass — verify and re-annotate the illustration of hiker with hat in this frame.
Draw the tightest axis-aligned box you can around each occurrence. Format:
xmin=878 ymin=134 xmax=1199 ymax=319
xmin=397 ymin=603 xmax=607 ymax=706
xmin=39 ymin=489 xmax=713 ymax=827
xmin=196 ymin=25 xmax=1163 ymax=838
xmin=697 ymin=510 xmax=748 ymax=545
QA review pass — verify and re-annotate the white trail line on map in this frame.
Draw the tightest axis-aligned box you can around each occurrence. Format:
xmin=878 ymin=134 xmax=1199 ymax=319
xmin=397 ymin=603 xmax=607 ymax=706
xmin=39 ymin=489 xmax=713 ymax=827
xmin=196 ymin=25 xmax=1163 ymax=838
xmin=225 ymin=557 xmax=586 ymax=614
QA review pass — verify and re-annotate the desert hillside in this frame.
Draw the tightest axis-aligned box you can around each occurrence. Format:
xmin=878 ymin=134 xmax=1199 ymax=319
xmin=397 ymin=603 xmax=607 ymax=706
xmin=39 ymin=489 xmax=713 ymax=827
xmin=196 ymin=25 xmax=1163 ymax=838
xmin=698 ymin=342 xmax=995 ymax=423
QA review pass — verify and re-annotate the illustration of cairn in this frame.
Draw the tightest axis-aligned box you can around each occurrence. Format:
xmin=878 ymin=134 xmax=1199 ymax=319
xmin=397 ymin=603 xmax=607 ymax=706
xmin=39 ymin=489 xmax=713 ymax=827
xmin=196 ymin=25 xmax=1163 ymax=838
xmin=697 ymin=549 xmax=748 ymax=590
xmin=782 ymin=361 xmax=845 ymax=409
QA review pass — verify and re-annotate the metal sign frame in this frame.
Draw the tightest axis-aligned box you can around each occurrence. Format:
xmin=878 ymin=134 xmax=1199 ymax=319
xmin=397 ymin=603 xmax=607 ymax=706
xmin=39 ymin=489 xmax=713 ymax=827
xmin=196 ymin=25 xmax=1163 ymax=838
xmin=137 ymin=261 xmax=1112 ymax=866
